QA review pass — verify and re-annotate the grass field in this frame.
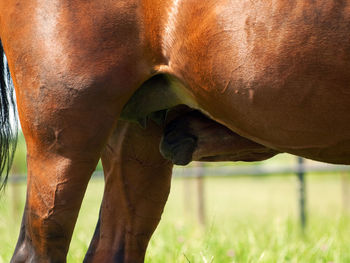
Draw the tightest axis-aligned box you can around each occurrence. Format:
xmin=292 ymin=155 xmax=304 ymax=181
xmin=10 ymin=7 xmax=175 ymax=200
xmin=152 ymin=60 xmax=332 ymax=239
xmin=1 ymin=171 xmax=350 ymax=263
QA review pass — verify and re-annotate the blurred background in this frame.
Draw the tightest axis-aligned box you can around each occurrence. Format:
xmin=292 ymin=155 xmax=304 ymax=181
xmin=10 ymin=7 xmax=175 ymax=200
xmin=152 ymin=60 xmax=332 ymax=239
xmin=1 ymin=132 xmax=350 ymax=263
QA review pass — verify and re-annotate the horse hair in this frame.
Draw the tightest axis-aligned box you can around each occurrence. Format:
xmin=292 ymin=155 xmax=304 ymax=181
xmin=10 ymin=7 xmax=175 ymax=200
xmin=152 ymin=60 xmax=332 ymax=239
xmin=0 ymin=39 xmax=18 ymax=192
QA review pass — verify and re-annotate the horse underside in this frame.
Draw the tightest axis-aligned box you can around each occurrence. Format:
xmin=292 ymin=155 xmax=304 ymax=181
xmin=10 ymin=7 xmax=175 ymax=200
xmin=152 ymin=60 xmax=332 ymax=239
xmin=120 ymin=74 xmax=279 ymax=165
xmin=120 ymin=72 xmax=350 ymax=166
xmin=4 ymin=0 xmax=350 ymax=262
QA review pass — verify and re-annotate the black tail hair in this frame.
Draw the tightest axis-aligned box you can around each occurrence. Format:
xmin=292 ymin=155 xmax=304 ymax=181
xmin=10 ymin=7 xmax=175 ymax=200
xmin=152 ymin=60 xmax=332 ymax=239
xmin=0 ymin=39 xmax=18 ymax=191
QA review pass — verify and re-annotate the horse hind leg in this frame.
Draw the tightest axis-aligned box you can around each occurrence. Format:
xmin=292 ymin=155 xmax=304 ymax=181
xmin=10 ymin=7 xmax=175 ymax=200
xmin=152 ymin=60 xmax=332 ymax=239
xmin=9 ymin=71 xmax=142 ymax=262
xmin=84 ymin=120 xmax=173 ymax=263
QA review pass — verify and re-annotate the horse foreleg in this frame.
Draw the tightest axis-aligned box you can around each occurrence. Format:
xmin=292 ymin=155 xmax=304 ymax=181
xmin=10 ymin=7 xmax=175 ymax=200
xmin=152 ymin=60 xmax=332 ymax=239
xmin=84 ymin=120 xmax=173 ymax=263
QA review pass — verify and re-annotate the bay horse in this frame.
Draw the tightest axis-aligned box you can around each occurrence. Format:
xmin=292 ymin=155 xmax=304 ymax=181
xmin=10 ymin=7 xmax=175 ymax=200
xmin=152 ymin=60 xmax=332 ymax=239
xmin=1 ymin=0 xmax=350 ymax=262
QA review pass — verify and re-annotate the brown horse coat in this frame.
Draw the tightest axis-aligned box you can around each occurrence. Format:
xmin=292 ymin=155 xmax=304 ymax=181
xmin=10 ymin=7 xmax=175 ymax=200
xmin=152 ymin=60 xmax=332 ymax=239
xmin=1 ymin=0 xmax=350 ymax=262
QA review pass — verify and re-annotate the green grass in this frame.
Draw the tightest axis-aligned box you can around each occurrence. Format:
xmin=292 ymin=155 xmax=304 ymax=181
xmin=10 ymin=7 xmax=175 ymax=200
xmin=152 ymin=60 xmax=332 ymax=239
xmin=1 ymin=174 xmax=350 ymax=262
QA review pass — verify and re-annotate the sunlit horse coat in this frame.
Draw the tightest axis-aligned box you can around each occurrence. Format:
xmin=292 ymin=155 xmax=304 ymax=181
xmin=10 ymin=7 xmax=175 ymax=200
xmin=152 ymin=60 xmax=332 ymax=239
xmin=1 ymin=0 xmax=350 ymax=262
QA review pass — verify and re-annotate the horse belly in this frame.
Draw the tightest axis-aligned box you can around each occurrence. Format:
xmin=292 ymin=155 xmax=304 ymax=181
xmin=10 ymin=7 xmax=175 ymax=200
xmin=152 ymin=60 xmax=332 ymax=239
xmin=162 ymin=0 xmax=350 ymax=164
xmin=219 ymin=78 xmax=350 ymax=164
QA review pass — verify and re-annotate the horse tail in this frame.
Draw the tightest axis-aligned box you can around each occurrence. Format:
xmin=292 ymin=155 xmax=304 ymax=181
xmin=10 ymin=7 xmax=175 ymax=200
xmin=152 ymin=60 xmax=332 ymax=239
xmin=0 ymin=39 xmax=18 ymax=191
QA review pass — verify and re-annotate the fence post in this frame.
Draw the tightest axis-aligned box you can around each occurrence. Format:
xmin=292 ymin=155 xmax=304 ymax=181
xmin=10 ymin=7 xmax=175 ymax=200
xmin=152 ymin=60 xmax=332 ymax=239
xmin=194 ymin=162 xmax=206 ymax=225
xmin=341 ymin=172 xmax=350 ymax=213
xmin=297 ymin=157 xmax=307 ymax=230
xmin=183 ymin=175 xmax=194 ymax=215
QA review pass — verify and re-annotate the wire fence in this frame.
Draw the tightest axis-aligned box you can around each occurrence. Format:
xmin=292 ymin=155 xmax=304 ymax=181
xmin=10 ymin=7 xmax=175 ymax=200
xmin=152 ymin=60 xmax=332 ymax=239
xmin=9 ymin=157 xmax=350 ymax=182
xmin=8 ymin=157 xmax=350 ymax=228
